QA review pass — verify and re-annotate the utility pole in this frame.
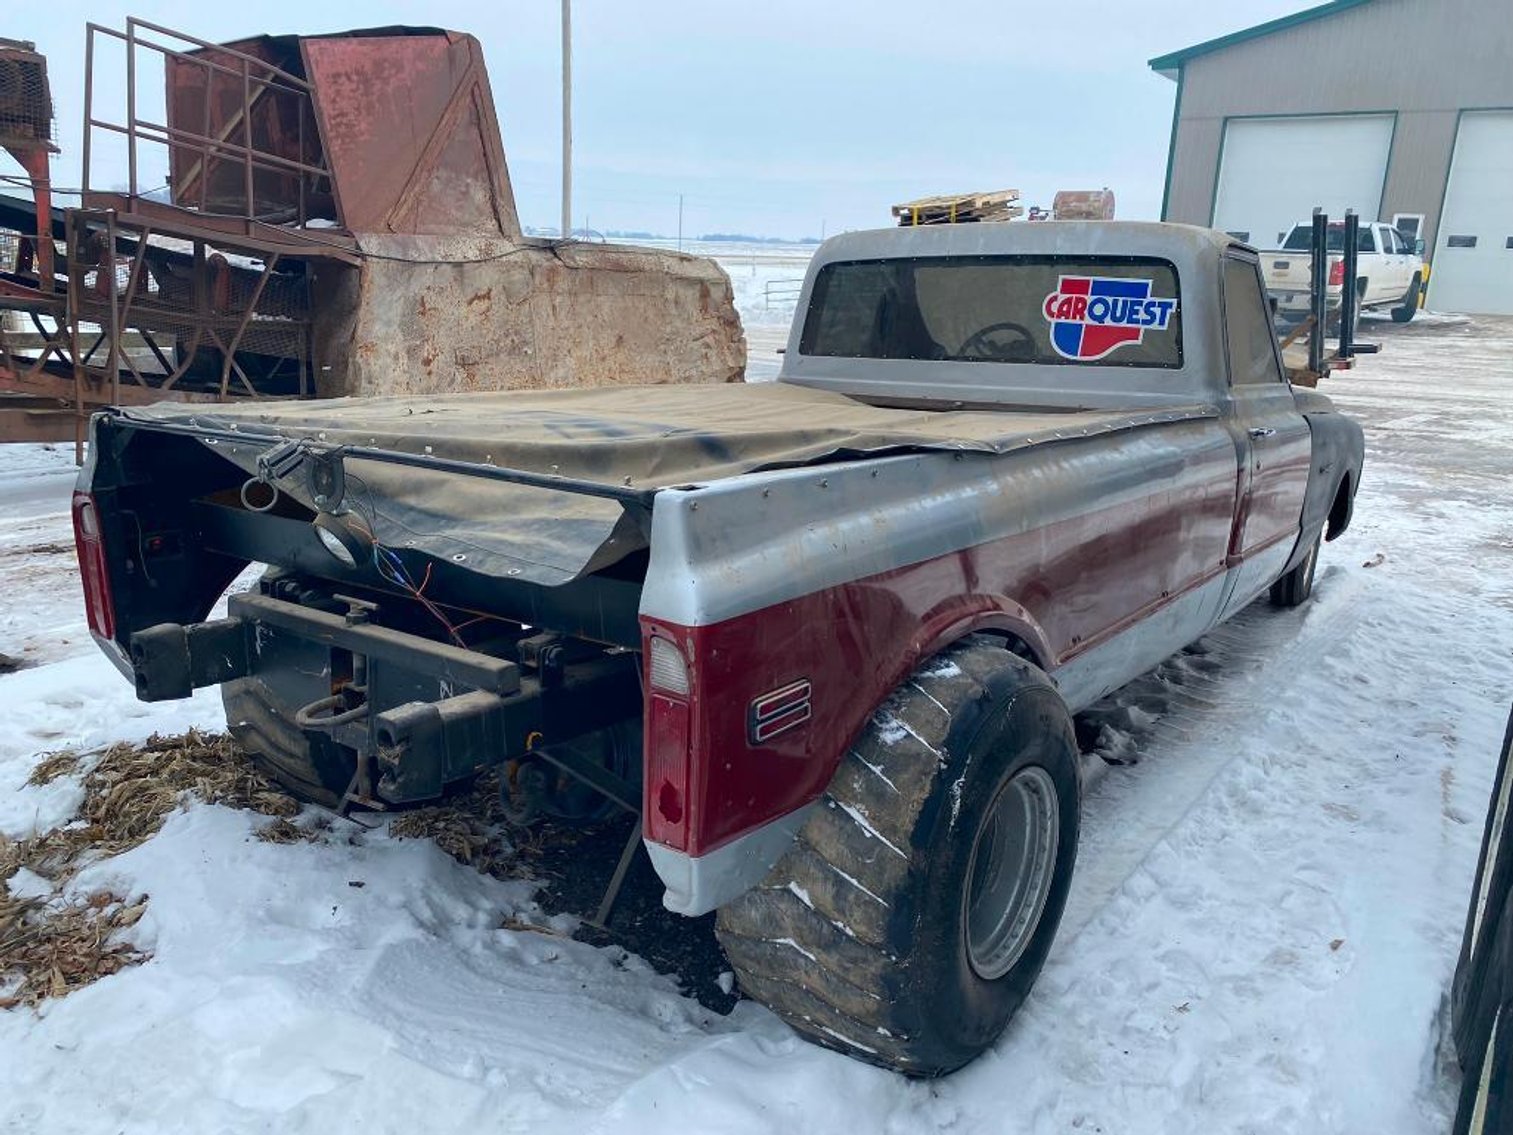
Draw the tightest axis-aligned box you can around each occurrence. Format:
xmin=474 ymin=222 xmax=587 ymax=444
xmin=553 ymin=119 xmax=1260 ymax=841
xmin=561 ymin=0 xmax=572 ymax=240
xmin=677 ymin=193 xmax=684 ymax=252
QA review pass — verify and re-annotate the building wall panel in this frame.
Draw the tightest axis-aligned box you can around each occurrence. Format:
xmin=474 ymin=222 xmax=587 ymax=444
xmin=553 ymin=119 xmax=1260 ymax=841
xmin=1162 ymin=0 xmax=1513 ymax=254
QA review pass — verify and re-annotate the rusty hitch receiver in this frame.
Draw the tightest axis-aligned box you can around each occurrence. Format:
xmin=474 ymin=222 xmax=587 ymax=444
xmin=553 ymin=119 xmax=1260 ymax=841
xmin=127 ymin=591 xmax=642 ymax=806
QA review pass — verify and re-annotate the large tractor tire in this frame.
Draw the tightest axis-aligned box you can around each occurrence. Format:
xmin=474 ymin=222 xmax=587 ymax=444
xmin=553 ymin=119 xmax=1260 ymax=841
xmin=716 ymin=637 xmax=1081 ymax=1076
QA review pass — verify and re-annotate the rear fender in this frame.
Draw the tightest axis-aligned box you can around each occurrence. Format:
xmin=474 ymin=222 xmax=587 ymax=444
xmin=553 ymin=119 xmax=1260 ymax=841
xmin=640 ymin=600 xmax=1052 ymax=916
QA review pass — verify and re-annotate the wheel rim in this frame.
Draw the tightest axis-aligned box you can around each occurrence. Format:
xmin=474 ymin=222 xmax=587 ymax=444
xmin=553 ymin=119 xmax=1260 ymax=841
xmin=964 ymin=765 xmax=1060 ymax=980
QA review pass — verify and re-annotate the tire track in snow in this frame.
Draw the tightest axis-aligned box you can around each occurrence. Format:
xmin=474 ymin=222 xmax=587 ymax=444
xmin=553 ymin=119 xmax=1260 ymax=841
xmin=1060 ymin=567 xmax=1369 ymax=941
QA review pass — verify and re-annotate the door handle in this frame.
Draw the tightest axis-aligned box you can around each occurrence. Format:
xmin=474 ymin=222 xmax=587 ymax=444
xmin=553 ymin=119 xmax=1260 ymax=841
xmin=1248 ymin=426 xmax=1276 ymax=439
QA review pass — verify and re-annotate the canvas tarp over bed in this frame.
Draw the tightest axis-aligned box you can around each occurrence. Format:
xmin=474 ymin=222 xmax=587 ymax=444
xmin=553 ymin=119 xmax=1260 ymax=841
xmin=113 ymin=383 xmax=1214 ymax=586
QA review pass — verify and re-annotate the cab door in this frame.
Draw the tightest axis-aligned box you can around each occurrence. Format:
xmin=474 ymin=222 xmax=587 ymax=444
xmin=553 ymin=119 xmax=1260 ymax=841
xmin=1220 ymin=254 xmax=1313 ymax=614
xmin=1379 ymin=225 xmax=1411 ymax=300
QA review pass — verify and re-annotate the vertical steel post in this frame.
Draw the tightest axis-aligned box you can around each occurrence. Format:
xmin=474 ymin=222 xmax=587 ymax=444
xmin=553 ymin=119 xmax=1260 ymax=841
xmin=105 ymin=212 xmax=120 ymax=409
xmin=65 ymin=213 xmax=84 ymax=462
xmin=126 ymin=20 xmax=137 ymax=198
xmin=1308 ymin=208 xmax=1327 ymax=377
xmin=81 ymin=27 xmax=95 ymax=198
xmin=1339 ymin=211 xmax=1360 ymax=360
xmin=200 ymin=58 xmax=212 ymax=213
xmin=16 ymin=149 xmax=55 ymax=288
xmin=242 ymin=57 xmax=255 ymax=219
xmin=297 ymin=93 xmax=306 ymax=226
xmin=561 ymin=0 xmax=572 ymax=241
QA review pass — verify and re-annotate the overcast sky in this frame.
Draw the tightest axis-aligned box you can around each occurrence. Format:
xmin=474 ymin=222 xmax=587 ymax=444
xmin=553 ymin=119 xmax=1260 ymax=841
xmin=18 ymin=1 xmax=1307 ymax=239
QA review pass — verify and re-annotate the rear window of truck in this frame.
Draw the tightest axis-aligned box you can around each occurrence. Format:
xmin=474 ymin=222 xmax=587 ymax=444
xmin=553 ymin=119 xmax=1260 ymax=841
xmin=1282 ymin=225 xmax=1377 ymax=253
xmin=799 ymin=255 xmax=1183 ymax=368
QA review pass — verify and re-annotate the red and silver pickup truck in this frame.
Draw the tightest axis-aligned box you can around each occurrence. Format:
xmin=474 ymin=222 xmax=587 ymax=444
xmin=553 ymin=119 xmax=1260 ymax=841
xmin=73 ymin=221 xmax=1363 ymax=1075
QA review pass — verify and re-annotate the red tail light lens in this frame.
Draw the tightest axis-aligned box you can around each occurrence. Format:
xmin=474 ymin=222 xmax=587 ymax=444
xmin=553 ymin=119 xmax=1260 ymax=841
xmin=645 ymin=692 xmax=691 ymax=848
xmin=72 ymin=491 xmax=116 ymax=640
xmin=1328 ymin=258 xmax=1346 ymax=287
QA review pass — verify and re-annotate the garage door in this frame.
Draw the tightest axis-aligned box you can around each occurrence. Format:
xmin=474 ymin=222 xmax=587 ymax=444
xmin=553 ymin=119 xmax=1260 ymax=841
xmin=1429 ymin=111 xmax=1513 ymax=316
xmin=1211 ymin=115 xmax=1394 ymax=249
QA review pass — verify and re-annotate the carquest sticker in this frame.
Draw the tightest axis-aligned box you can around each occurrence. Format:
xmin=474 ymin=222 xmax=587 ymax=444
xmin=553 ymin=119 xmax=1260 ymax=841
xmin=1042 ymin=276 xmax=1178 ymax=361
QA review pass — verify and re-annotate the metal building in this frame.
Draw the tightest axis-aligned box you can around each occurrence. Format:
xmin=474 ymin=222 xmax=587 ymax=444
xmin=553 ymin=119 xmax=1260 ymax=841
xmin=1151 ymin=0 xmax=1513 ymax=314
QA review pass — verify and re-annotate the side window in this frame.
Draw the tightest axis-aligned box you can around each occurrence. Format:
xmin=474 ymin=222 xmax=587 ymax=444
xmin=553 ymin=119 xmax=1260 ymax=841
xmin=1384 ymin=228 xmax=1401 ymax=254
xmin=1393 ymin=214 xmax=1424 ymax=241
xmin=1223 ymin=258 xmax=1284 ymax=386
xmin=1358 ymin=226 xmax=1377 ymax=253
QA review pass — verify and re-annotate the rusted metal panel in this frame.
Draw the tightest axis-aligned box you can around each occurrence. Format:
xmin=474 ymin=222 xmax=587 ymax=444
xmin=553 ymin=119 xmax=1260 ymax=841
xmin=0 ymin=39 xmax=56 ymax=151
xmin=164 ymin=34 xmax=326 ymax=220
xmin=325 ymin=237 xmax=743 ymax=397
xmin=1 ymin=41 xmax=58 ymax=287
xmin=1052 ymin=189 xmax=1116 ymax=221
xmin=2 ymin=19 xmax=746 ymax=448
xmin=0 ymin=403 xmax=77 ymax=442
xmin=300 ymin=32 xmax=518 ymax=237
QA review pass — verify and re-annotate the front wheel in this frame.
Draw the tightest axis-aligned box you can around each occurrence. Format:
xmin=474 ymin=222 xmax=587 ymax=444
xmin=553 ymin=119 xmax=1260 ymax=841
xmin=1270 ymin=534 xmax=1320 ymax=608
xmin=716 ymin=638 xmax=1081 ymax=1076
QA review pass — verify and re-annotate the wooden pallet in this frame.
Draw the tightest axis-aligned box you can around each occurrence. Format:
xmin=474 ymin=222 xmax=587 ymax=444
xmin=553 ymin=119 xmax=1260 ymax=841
xmin=892 ymin=189 xmax=1023 ymax=226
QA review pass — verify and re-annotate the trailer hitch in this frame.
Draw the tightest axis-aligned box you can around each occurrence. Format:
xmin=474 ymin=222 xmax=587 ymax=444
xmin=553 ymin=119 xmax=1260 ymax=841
xmin=373 ymin=691 xmax=509 ymax=800
xmin=243 ymin=438 xmax=350 ymax=515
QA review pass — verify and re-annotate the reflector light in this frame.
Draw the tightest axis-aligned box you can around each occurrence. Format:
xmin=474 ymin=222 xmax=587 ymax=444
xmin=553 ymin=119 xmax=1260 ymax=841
xmin=1328 ymin=258 xmax=1346 ymax=287
xmin=647 ymin=635 xmax=690 ymax=695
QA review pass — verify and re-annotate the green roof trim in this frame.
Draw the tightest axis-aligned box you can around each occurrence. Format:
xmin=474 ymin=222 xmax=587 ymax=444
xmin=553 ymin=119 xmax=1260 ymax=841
xmin=1149 ymin=0 xmax=1379 ymax=77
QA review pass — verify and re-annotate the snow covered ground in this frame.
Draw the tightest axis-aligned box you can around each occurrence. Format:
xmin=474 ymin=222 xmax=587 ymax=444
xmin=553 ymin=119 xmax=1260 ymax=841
xmin=2 ymin=313 xmax=1511 ymax=1133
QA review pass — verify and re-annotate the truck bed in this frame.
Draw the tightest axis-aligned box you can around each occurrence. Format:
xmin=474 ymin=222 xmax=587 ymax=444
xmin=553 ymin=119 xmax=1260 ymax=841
xmin=114 ymin=383 xmax=1216 ymax=586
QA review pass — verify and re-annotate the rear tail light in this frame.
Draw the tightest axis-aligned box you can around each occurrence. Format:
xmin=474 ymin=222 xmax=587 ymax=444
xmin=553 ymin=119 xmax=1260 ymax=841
xmin=645 ymin=693 xmax=691 ymax=847
xmin=1328 ymin=257 xmax=1346 ymax=287
xmin=72 ymin=491 xmax=116 ymax=640
xmin=644 ymin=635 xmax=693 ymax=847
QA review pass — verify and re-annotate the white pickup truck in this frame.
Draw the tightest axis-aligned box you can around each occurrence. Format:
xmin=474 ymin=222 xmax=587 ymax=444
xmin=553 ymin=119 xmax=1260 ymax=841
xmin=1262 ymin=219 xmax=1425 ymax=326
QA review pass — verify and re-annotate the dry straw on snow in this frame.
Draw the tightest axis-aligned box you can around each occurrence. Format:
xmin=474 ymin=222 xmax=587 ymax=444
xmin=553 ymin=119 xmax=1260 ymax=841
xmin=0 ymin=730 xmax=299 ymax=1008
xmin=388 ymin=770 xmax=523 ymax=879
xmin=2 ymin=731 xmax=526 ymax=1010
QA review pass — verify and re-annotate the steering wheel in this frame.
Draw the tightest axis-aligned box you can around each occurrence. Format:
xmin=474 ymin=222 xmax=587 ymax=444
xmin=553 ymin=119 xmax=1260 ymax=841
xmin=956 ymin=320 xmax=1037 ymax=361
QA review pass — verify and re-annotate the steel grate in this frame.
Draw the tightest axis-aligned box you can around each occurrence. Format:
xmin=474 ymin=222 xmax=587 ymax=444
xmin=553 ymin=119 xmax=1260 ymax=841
xmin=0 ymin=41 xmax=54 ymax=148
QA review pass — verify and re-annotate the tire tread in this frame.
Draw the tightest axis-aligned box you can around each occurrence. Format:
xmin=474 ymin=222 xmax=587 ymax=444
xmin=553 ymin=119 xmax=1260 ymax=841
xmin=716 ymin=638 xmax=1054 ymax=1074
